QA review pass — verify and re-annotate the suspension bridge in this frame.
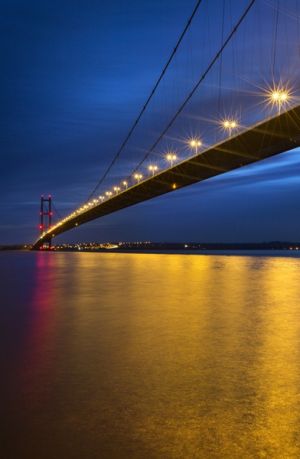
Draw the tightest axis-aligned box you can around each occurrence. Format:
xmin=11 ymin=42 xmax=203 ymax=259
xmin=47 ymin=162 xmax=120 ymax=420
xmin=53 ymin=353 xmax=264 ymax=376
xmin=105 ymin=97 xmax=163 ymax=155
xmin=32 ymin=0 xmax=300 ymax=249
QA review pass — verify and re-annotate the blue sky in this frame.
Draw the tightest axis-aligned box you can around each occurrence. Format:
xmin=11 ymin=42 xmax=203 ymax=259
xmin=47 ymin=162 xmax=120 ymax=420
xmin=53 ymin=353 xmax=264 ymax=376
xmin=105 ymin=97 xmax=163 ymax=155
xmin=1 ymin=0 xmax=300 ymax=243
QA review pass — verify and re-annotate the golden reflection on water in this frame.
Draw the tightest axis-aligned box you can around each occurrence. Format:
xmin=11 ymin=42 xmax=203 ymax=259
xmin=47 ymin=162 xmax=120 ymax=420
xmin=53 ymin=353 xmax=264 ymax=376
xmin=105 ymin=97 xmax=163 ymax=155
xmin=5 ymin=252 xmax=300 ymax=458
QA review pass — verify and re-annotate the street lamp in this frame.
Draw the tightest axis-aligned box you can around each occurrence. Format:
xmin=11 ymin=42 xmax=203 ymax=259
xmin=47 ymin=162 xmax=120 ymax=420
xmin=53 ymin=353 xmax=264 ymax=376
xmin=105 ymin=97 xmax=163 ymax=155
xmin=134 ymin=173 xmax=143 ymax=183
xmin=148 ymin=164 xmax=158 ymax=176
xmin=268 ymin=87 xmax=290 ymax=113
xmin=113 ymin=186 xmax=120 ymax=194
xmin=122 ymin=181 xmax=128 ymax=189
xmin=166 ymin=153 xmax=177 ymax=167
xmin=222 ymin=119 xmax=238 ymax=136
xmin=189 ymin=138 xmax=202 ymax=155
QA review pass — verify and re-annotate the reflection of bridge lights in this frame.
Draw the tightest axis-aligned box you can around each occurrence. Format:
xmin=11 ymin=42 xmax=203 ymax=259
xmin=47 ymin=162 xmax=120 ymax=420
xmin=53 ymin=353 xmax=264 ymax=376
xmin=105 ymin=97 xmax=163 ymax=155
xmin=166 ymin=153 xmax=177 ymax=167
xmin=148 ymin=164 xmax=158 ymax=176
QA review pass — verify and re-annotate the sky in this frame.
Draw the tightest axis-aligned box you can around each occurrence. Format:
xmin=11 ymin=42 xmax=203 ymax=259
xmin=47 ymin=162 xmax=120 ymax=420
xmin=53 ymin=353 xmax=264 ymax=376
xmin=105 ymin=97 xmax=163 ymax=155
xmin=1 ymin=0 xmax=300 ymax=244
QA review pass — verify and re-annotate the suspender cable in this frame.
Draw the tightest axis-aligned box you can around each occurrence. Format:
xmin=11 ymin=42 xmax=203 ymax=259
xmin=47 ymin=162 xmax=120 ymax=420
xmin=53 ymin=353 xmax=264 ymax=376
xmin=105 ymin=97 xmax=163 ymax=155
xmin=272 ymin=0 xmax=280 ymax=78
xmin=88 ymin=0 xmax=204 ymax=200
xmin=130 ymin=0 xmax=257 ymax=176
xmin=217 ymin=0 xmax=226 ymax=114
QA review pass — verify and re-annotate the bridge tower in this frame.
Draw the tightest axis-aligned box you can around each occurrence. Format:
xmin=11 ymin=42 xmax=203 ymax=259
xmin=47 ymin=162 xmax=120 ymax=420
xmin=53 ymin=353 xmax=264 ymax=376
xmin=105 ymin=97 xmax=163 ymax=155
xmin=39 ymin=195 xmax=53 ymax=248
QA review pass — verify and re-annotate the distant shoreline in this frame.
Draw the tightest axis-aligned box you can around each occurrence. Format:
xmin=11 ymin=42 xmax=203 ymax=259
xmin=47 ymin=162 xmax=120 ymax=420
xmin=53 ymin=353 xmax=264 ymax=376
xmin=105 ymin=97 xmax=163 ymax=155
xmin=2 ymin=242 xmax=300 ymax=257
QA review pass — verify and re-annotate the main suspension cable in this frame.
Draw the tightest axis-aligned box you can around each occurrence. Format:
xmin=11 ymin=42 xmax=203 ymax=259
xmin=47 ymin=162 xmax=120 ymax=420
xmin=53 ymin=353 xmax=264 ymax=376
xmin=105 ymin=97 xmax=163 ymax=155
xmin=87 ymin=0 xmax=204 ymax=200
xmin=130 ymin=0 xmax=257 ymax=176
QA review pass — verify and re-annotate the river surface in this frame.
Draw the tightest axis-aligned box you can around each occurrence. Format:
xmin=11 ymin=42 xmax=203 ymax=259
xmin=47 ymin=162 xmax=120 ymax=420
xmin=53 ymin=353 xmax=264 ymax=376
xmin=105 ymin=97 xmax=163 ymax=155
xmin=2 ymin=251 xmax=300 ymax=458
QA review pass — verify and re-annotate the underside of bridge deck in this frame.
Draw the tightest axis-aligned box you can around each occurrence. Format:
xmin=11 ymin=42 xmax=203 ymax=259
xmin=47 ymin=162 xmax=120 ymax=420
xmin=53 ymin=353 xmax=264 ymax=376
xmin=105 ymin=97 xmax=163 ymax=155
xmin=32 ymin=104 xmax=300 ymax=249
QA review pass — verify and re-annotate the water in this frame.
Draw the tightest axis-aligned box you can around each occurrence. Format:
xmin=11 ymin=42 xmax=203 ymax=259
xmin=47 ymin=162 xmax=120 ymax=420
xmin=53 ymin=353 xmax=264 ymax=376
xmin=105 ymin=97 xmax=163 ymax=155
xmin=2 ymin=251 xmax=300 ymax=458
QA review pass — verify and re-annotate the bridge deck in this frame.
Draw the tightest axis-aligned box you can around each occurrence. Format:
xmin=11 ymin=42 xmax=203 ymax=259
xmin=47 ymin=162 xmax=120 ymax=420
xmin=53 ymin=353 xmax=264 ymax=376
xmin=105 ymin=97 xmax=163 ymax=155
xmin=33 ymin=105 xmax=300 ymax=248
